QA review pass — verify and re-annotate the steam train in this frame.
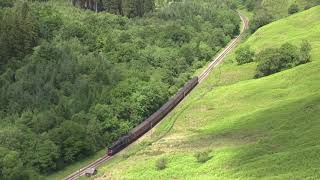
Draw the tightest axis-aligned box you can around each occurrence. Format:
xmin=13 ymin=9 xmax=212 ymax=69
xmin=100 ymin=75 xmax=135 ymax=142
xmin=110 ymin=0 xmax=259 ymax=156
xmin=107 ymin=77 xmax=199 ymax=156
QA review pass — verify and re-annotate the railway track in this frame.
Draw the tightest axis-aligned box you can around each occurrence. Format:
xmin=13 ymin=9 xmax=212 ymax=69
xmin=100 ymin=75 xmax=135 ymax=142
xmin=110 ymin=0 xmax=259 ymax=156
xmin=199 ymin=13 xmax=249 ymax=82
xmin=63 ymin=12 xmax=249 ymax=180
xmin=64 ymin=155 xmax=111 ymax=180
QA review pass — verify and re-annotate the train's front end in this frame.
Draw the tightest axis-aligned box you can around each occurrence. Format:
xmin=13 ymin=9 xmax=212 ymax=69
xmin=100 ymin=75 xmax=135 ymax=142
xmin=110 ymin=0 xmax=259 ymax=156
xmin=107 ymin=148 xmax=113 ymax=156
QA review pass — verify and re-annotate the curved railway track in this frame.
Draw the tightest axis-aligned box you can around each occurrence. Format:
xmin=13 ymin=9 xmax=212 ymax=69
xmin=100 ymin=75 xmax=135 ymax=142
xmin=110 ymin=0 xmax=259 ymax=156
xmin=64 ymin=12 xmax=249 ymax=180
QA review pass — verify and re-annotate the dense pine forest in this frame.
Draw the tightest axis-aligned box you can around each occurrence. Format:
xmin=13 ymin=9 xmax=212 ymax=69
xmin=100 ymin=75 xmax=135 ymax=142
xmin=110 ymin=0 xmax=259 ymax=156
xmin=71 ymin=0 xmax=155 ymax=17
xmin=0 ymin=0 xmax=240 ymax=179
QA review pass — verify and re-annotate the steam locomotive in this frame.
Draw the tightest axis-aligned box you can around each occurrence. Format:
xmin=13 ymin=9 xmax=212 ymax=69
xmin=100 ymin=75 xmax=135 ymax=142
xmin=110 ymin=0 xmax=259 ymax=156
xmin=107 ymin=77 xmax=199 ymax=156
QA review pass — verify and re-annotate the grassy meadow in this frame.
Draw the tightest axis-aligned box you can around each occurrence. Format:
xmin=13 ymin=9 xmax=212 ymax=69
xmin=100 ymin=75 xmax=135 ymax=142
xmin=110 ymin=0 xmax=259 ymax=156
xmin=95 ymin=6 xmax=320 ymax=179
xmin=261 ymin=0 xmax=309 ymax=18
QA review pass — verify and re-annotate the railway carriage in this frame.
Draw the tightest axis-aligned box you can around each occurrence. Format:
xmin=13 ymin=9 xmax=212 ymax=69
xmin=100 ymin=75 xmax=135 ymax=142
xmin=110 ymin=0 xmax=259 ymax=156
xmin=108 ymin=134 xmax=132 ymax=156
xmin=107 ymin=77 xmax=198 ymax=156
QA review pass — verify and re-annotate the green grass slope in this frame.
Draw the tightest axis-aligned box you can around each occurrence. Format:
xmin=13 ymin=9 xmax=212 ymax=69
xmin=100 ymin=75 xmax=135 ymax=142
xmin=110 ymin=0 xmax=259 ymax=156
xmin=96 ymin=7 xmax=320 ymax=179
xmin=261 ymin=0 xmax=310 ymax=18
xmin=223 ymin=5 xmax=320 ymax=85
xmin=245 ymin=5 xmax=320 ymax=58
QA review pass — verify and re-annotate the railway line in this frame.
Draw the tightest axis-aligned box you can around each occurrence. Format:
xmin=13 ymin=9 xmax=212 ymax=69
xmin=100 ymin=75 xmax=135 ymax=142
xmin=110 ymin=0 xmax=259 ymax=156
xmin=64 ymin=12 xmax=249 ymax=180
xmin=64 ymin=155 xmax=111 ymax=180
xmin=199 ymin=13 xmax=249 ymax=82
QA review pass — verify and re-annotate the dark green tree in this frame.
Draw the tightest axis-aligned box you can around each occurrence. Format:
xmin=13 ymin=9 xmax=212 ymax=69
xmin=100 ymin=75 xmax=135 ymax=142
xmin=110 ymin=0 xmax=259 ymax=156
xmin=235 ymin=45 xmax=255 ymax=65
xmin=288 ymin=4 xmax=299 ymax=14
xmin=0 ymin=0 xmax=14 ymax=8
xmin=28 ymin=139 xmax=59 ymax=173
xmin=0 ymin=2 xmax=39 ymax=71
xmin=49 ymin=121 xmax=93 ymax=163
xmin=299 ymin=40 xmax=312 ymax=64
xmin=255 ymin=42 xmax=312 ymax=78
xmin=0 ymin=151 xmax=25 ymax=180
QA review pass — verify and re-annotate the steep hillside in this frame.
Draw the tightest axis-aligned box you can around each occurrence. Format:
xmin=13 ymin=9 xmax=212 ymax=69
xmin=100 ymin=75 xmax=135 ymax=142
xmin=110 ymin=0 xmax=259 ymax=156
xmin=261 ymin=0 xmax=311 ymax=18
xmin=243 ymin=0 xmax=319 ymax=19
xmin=97 ymin=6 xmax=320 ymax=179
xmin=244 ymin=6 xmax=320 ymax=57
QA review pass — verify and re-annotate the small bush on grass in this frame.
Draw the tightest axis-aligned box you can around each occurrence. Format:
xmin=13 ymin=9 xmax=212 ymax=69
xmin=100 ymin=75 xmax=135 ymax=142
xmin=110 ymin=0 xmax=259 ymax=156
xmin=194 ymin=151 xmax=211 ymax=163
xmin=155 ymin=158 xmax=167 ymax=170
xmin=288 ymin=4 xmax=299 ymax=14
xmin=235 ymin=45 xmax=255 ymax=65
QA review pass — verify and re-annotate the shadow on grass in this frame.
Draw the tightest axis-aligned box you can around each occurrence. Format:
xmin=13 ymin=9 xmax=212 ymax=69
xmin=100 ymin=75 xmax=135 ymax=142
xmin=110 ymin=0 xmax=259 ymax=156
xmin=214 ymin=94 xmax=320 ymax=178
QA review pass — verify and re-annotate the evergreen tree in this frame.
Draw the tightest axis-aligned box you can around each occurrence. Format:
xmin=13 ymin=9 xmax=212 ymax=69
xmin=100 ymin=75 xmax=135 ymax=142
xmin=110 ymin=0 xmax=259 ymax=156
xmin=0 ymin=2 xmax=39 ymax=71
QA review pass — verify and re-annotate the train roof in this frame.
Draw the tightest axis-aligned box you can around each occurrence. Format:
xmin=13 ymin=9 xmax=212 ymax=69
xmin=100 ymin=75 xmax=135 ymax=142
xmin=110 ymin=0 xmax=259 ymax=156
xmin=110 ymin=134 xmax=131 ymax=147
xmin=130 ymin=77 xmax=198 ymax=134
xmin=130 ymin=110 xmax=162 ymax=133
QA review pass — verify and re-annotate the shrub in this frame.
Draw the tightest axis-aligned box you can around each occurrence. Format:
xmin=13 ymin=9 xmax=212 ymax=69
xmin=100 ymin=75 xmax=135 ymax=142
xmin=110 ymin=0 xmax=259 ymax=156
xmin=194 ymin=151 xmax=211 ymax=163
xmin=288 ymin=4 xmax=299 ymax=14
xmin=255 ymin=41 xmax=312 ymax=78
xmin=245 ymin=0 xmax=256 ymax=11
xmin=304 ymin=4 xmax=313 ymax=10
xmin=235 ymin=45 xmax=255 ymax=65
xmin=155 ymin=158 xmax=167 ymax=170
xmin=299 ymin=40 xmax=312 ymax=64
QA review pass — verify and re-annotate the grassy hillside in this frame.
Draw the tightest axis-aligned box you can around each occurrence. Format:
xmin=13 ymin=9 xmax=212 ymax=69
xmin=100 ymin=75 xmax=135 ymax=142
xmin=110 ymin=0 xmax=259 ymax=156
xmin=245 ymin=0 xmax=318 ymax=20
xmin=261 ymin=0 xmax=308 ymax=18
xmin=245 ymin=5 xmax=320 ymax=58
xmin=96 ymin=6 xmax=320 ymax=179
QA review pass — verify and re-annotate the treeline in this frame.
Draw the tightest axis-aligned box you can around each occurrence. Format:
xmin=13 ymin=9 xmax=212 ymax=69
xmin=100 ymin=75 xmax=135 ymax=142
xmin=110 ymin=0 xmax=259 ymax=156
xmin=71 ymin=0 xmax=155 ymax=17
xmin=0 ymin=0 xmax=240 ymax=179
xmin=0 ymin=0 xmax=155 ymax=17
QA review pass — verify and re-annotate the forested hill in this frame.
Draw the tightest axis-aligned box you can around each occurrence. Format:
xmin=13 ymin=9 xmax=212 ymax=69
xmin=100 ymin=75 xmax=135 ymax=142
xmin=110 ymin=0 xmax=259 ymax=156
xmin=0 ymin=0 xmax=240 ymax=179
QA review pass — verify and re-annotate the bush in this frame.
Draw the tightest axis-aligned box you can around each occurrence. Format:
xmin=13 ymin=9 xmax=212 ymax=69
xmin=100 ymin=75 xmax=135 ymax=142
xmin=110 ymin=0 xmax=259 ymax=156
xmin=255 ymin=41 xmax=312 ymax=78
xmin=235 ymin=45 xmax=255 ymax=65
xmin=194 ymin=151 xmax=211 ymax=163
xmin=245 ymin=0 xmax=255 ymax=11
xmin=304 ymin=4 xmax=313 ymax=10
xmin=0 ymin=0 xmax=14 ymax=8
xmin=288 ymin=4 xmax=299 ymax=14
xmin=155 ymin=158 xmax=167 ymax=170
